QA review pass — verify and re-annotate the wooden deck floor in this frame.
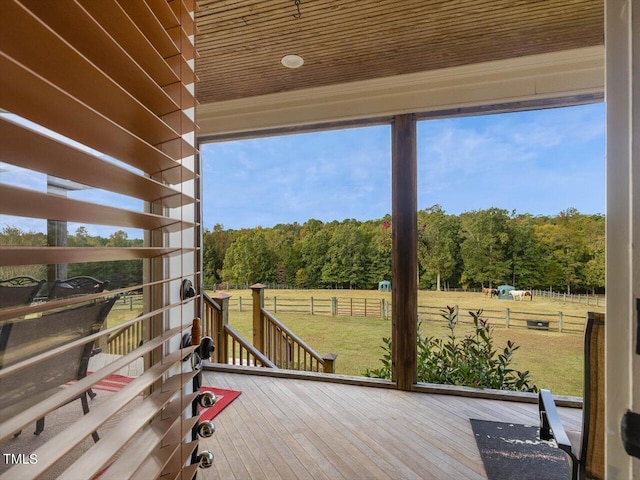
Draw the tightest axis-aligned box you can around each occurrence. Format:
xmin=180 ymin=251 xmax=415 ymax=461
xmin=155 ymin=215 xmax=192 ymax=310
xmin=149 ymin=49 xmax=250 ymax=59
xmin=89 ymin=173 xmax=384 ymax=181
xmin=199 ymin=372 xmax=581 ymax=480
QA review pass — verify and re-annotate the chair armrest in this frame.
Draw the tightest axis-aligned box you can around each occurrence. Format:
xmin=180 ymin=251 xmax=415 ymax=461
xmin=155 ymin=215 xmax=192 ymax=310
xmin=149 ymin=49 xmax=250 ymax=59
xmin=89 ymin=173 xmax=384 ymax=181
xmin=539 ymin=389 xmax=575 ymax=457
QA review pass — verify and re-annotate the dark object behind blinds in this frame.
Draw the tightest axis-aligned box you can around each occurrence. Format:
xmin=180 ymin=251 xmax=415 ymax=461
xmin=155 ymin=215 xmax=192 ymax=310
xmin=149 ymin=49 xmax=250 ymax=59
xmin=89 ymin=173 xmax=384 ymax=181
xmin=0 ymin=276 xmax=45 ymax=308
xmin=0 ymin=297 xmax=116 ymax=441
xmin=49 ymin=276 xmax=110 ymax=299
xmin=538 ymin=312 xmax=605 ymax=480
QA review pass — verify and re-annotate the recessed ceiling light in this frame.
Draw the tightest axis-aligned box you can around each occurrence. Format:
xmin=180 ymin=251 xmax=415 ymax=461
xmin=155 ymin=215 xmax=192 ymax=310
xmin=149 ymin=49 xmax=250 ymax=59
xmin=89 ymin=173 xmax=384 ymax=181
xmin=281 ymin=54 xmax=304 ymax=68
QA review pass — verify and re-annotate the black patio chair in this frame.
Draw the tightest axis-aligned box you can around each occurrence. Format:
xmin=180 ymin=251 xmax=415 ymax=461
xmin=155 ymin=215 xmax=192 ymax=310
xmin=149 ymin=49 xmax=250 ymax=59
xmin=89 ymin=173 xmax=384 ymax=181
xmin=538 ymin=311 xmax=604 ymax=480
xmin=0 ymin=296 xmax=117 ymax=442
xmin=48 ymin=276 xmax=111 ymax=400
xmin=0 ymin=276 xmax=45 ymax=309
xmin=48 ymin=276 xmax=110 ymax=299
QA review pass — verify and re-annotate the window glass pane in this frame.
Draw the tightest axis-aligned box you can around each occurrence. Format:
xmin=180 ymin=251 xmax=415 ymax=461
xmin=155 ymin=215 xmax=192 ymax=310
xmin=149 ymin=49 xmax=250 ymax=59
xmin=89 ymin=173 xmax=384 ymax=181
xmin=416 ymin=104 xmax=605 ymax=396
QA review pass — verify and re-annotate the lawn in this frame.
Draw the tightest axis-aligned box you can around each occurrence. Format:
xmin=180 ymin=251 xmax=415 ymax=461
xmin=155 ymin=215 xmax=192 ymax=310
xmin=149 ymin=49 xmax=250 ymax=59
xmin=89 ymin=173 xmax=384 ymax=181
xmin=209 ymin=288 xmax=601 ymax=397
xmin=105 ymin=294 xmax=144 ymax=329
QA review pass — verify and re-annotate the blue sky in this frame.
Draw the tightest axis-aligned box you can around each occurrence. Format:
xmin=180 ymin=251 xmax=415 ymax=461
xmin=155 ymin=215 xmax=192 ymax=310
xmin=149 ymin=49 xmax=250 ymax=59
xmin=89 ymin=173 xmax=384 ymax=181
xmin=201 ymin=103 xmax=605 ymax=231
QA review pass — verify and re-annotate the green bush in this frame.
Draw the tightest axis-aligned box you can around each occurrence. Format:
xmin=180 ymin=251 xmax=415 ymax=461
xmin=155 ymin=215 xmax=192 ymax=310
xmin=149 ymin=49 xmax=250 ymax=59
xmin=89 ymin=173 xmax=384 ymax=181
xmin=364 ymin=306 xmax=538 ymax=392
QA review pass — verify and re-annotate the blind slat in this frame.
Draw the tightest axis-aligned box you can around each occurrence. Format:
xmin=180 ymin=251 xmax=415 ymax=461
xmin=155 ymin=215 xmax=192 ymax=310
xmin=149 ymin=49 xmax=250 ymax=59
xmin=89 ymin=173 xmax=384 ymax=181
xmin=0 ymin=347 xmax=198 ymax=480
xmin=167 ymin=53 xmax=195 ymax=85
xmin=0 ymin=246 xmax=186 ymax=266
xmin=0 ymin=329 xmax=187 ymax=444
xmin=170 ymin=0 xmax=195 ymax=37
xmin=0 ymin=52 xmax=193 ymax=184
xmin=2 ymin=1 xmax=182 ymax=147
xmin=20 ymin=0 xmax=181 ymax=116
xmin=162 ymin=81 xmax=196 ymax=109
xmin=117 ymin=0 xmax=181 ymax=59
xmin=77 ymin=0 xmax=180 ymax=87
xmin=133 ymin=440 xmax=198 ymax=480
xmin=58 ymin=378 xmax=198 ymax=480
xmin=0 ymin=184 xmax=193 ymax=232
xmin=162 ymin=463 xmax=199 ymax=480
xmin=101 ymin=400 xmax=199 ymax=480
xmin=0 ymin=277 xmax=189 ymax=322
xmin=0 ymin=117 xmax=194 ymax=208
xmin=2 ymin=0 xmax=199 ymax=477
xmin=146 ymin=0 xmax=180 ymax=29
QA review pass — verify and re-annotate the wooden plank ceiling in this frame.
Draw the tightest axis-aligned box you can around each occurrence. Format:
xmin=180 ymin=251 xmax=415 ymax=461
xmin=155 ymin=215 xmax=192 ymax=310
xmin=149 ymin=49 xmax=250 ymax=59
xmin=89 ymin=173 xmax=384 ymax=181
xmin=194 ymin=0 xmax=604 ymax=104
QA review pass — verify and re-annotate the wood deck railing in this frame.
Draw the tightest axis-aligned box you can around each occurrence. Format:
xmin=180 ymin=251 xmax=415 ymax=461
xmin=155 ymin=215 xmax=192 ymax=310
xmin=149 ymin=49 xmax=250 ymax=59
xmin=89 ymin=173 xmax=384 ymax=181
xmin=251 ymin=284 xmax=337 ymax=373
xmin=203 ymin=292 xmax=276 ymax=368
xmin=261 ymin=308 xmax=331 ymax=372
xmin=107 ymin=317 xmax=143 ymax=355
xmin=203 ymin=288 xmax=336 ymax=373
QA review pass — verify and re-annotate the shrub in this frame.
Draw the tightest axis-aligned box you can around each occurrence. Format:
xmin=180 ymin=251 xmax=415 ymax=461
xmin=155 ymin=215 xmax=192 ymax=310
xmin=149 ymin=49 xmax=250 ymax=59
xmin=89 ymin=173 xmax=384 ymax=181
xmin=364 ymin=306 xmax=538 ymax=392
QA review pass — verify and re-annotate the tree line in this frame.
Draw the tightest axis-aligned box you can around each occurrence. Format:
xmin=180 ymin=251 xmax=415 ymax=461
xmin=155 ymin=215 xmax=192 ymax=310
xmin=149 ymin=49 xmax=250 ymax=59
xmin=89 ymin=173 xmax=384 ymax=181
xmin=204 ymin=206 xmax=605 ymax=294
xmin=0 ymin=226 xmax=143 ymax=289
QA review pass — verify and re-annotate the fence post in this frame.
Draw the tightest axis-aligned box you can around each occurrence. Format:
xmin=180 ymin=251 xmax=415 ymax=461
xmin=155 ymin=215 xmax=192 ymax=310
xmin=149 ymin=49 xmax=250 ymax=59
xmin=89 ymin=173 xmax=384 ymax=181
xmin=273 ymin=296 xmax=277 ymax=313
xmin=322 ymin=353 xmax=338 ymax=374
xmin=364 ymin=298 xmax=367 ymax=317
xmin=251 ymin=283 xmax=265 ymax=353
xmin=239 ymin=296 xmax=243 ymax=312
xmin=332 ymin=297 xmax=337 ymax=316
xmin=310 ymin=297 xmax=314 ymax=315
xmin=558 ymin=311 xmax=564 ymax=333
xmin=350 ymin=297 xmax=353 ymax=316
xmin=505 ymin=308 xmax=510 ymax=328
xmin=211 ymin=292 xmax=231 ymax=363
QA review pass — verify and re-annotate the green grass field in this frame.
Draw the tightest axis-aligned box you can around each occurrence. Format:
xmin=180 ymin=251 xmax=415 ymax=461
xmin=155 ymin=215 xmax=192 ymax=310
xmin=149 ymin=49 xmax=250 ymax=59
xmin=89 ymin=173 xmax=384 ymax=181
xmin=209 ymin=288 xmax=603 ymax=397
xmin=105 ymin=295 xmax=144 ymax=329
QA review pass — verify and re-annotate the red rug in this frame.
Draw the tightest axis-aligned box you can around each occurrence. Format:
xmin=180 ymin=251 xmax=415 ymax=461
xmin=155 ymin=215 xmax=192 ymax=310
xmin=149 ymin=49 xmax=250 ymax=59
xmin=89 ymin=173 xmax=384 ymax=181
xmin=84 ymin=374 xmax=241 ymax=420
xmin=90 ymin=373 xmax=136 ymax=392
xmin=199 ymin=386 xmax=242 ymax=421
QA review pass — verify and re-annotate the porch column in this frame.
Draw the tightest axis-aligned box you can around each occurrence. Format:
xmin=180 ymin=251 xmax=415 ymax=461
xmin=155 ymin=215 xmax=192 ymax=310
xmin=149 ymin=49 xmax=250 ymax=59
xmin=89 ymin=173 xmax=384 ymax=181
xmin=391 ymin=114 xmax=418 ymax=391
xmin=605 ymin=0 xmax=638 ymax=476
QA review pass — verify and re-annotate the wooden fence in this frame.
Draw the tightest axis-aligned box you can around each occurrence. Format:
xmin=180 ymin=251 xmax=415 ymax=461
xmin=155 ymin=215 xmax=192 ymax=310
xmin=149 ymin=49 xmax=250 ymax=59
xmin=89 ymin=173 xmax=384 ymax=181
xmin=417 ymin=305 xmax=585 ymax=333
xmin=228 ymin=295 xmax=389 ymax=319
xmin=224 ymin=294 xmax=589 ymax=333
xmin=531 ymin=289 xmax=605 ymax=307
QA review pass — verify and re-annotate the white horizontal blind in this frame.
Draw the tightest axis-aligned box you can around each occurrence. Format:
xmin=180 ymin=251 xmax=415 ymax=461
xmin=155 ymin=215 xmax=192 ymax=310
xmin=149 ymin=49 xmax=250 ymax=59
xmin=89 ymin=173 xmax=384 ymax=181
xmin=0 ymin=0 xmax=200 ymax=478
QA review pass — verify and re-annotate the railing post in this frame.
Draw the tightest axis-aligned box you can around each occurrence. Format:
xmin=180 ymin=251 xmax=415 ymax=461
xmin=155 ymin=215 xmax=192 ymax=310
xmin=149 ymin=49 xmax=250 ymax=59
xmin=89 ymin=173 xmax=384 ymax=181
xmin=558 ymin=311 xmax=564 ymax=333
xmin=322 ymin=353 xmax=337 ymax=374
xmin=251 ymin=283 xmax=265 ymax=353
xmin=210 ymin=292 xmax=231 ymax=363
